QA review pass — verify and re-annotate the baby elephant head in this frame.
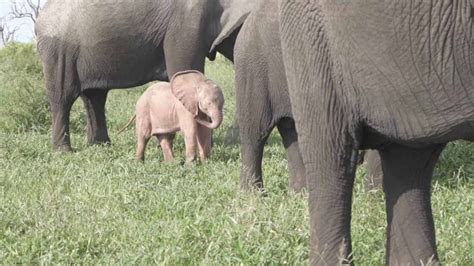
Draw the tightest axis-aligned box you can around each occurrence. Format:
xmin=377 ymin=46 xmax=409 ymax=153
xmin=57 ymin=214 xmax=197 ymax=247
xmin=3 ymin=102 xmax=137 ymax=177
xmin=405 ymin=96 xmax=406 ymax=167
xmin=171 ymin=70 xmax=225 ymax=129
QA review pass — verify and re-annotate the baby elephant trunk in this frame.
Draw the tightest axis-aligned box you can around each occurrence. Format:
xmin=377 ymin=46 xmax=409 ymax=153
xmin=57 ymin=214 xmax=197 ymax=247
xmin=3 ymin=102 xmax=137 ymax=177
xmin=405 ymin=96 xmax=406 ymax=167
xmin=197 ymin=110 xmax=223 ymax=129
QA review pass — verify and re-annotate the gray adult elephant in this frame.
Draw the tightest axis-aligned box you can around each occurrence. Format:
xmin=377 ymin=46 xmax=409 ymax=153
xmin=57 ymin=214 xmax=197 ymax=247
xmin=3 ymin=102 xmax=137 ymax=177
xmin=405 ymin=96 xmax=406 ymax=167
xmin=234 ymin=0 xmax=305 ymax=192
xmin=35 ymin=0 xmax=254 ymax=151
xmin=278 ymin=0 xmax=473 ymax=265
xmin=234 ymin=0 xmax=381 ymax=193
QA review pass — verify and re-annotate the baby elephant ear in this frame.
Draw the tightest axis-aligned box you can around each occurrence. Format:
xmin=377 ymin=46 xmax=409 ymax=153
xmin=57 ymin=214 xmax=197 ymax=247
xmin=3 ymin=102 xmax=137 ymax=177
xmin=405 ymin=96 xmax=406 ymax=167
xmin=170 ymin=70 xmax=205 ymax=117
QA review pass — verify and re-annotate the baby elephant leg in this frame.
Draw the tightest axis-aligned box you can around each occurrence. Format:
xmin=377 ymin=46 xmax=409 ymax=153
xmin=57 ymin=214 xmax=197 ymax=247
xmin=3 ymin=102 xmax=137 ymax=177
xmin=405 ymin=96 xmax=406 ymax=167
xmin=197 ymin=126 xmax=212 ymax=161
xmin=183 ymin=133 xmax=197 ymax=163
xmin=136 ymin=115 xmax=151 ymax=162
xmin=136 ymin=135 xmax=150 ymax=162
xmin=157 ymin=133 xmax=175 ymax=162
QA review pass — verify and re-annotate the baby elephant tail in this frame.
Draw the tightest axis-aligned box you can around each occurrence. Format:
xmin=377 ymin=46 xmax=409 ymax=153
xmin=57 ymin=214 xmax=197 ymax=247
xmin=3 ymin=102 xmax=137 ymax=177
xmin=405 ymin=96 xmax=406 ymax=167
xmin=117 ymin=114 xmax=136 ymax=135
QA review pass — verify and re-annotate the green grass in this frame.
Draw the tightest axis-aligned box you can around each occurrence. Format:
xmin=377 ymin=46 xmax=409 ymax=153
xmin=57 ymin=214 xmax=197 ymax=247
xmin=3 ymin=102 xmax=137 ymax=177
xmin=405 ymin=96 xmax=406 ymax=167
xmin=1 ymin=52 xmax=473 ymax=264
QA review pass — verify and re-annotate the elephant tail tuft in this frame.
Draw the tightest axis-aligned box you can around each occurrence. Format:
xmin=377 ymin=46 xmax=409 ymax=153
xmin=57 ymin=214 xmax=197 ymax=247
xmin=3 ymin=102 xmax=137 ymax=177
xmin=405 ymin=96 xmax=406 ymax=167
xmin=117 ymin=114 xmax=136 ymax=135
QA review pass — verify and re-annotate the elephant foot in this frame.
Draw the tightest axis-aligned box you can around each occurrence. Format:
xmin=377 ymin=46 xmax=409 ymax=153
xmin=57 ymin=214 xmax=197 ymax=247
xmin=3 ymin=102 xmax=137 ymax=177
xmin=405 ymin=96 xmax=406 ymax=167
xmin=53 ymin=144 xmax=74 ymax=153
xmin=239 ymin=174 xmax=267 ymax=197
xmin=364 ymin=175 xmax=382 ymax=191
xmin=289 ymin=176 xmax=307 ymax=193
xmin=87 ymin=136 xmax=111 ymax=146
xmin=240 ymin=183 xmax=265 ymax=192
xmin=89 ymin=140 xmax=112 ymax=147
xmin=364 ymin=150 xmax=383 ymax=191
xmin=240 ymin=173 xmax=265 ymax=193
xmin=185 ymin=157 xmax=197 ymax=165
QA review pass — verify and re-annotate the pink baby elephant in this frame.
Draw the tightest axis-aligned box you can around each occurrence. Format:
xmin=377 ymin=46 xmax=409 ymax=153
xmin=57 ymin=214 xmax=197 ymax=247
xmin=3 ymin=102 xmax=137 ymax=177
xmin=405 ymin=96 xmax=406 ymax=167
xmin=120 ymin=70 xmax=225 ymax=162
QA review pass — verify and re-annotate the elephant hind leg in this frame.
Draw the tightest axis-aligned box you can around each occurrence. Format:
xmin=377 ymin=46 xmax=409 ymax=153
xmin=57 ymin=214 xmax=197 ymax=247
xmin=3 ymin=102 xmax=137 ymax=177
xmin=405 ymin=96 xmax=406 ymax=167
xmin=136 ymin=135 xmax=150 ymax=162
xmin=43 ymin=59 xmax=80 ymax=151
xmin=39 ymin=38 xmax=76 ymax=151
xmin=81 ymin=89 xmax=111 ymax=146
xmin=239 ymin=130 xmax=270 ymax=192
xmin=158 ymin=133 xmax=175 ymax=162
xmin=135 ymin=111 xmax=152 ymax=162
xmin=380 ymin=144 xmax=445 ymax=266
xmin=277 ymin=118 xmax=306 ymax=192
xmin=50 ymin=99 xmax=77 ymax=151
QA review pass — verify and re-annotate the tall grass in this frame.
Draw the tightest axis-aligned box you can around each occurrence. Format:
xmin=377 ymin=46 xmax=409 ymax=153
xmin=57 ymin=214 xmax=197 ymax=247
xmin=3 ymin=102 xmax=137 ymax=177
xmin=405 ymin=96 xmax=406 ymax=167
xmin=0 ymin=46 xmax=472 ymax=264
xmin=0 ymin=43 xmax=48 ymax=133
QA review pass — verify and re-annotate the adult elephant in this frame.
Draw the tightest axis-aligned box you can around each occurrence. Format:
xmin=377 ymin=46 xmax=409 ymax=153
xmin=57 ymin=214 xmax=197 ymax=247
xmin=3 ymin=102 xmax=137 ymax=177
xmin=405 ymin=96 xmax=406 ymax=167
xmin=279 ymin=0 xmax=473 ymax=265
xmin=35 ymin=0 xmax=254 ymax=151
xmin=234 ymin=0 xmax=381 ymax=193
xmin=234 ymin=0 xmax=305 ymax=192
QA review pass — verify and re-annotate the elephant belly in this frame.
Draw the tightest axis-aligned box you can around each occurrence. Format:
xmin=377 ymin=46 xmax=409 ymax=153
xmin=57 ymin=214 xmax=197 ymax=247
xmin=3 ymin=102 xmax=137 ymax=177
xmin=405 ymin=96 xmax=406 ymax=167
xmin=152 ymin=126 xmax=180 ymax=135
xmin=37 ymin=0 xmax=171 ymax=90
xmin=329 ymin=2 xmax=474 ymax=147
xmin=357 ymin=57 xmax=474 ymax=146
xmin=362 ymin=119 xmax=474 ymax=150
xmin=362 ymin=99 xmax=474 ymax=148
xmin=77 ymin=41 xmax=168 ymax=89
xmin=150 ymin=111 xmax=180 ymax=135
xmin=143 ymin=85 xmax=179 ymax=135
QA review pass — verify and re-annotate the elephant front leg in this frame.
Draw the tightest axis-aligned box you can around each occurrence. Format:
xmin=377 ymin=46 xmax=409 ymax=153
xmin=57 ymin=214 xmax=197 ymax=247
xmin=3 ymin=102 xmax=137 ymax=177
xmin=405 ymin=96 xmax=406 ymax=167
xmin=292 ymin=112 xmax=359 ymax=264
xmin=81 ymin=89 xmax=111 ymax=146
xmin=163 ymin=28 xmax=205 ymax=77
xmin=277 ymin=119 xmax=306 ymax=192
xmin=305 ymin=137 xmax=358 ymax=265
xmin=197 ymin=126 xmax=212 ymax=161
xmin=380 ymin=144 xmax=445 ymax=266
xmin=183 ymin=129 xmax=198 ymax=164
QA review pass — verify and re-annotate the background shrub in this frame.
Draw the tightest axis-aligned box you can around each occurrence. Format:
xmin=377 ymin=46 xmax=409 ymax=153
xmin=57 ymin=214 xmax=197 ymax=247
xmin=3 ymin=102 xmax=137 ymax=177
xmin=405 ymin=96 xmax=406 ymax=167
xmin=0 ymin=43 xmax=86 ymax=134
xmin=0 ymin=42 xmax=49 ymax=133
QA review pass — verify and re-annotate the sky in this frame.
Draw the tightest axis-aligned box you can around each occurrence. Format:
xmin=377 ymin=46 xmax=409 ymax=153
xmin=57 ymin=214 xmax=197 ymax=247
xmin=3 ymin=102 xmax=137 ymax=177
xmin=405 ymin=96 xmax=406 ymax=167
xmin=0 ymin=0 xmax=46 ymax=42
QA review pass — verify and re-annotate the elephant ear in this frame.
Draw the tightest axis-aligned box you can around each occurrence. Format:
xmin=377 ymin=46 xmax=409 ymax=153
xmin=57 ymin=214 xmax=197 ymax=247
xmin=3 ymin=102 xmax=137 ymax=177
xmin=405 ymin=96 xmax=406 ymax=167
xmin=170 ymin=70 xmax=205 ymax=117
xmin=208 ymin=1 xmax=254 ymax=59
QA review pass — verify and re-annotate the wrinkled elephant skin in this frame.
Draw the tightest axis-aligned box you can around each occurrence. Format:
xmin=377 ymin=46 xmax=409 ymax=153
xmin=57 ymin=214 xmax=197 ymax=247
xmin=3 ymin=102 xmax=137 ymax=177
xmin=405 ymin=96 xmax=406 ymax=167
xmin=279 ymin=0 xmax=473 ymax=265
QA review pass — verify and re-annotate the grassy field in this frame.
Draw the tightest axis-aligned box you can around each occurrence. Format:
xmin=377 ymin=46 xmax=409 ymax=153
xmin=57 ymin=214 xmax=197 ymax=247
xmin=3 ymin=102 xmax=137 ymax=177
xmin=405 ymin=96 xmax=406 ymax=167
xmin=1 ymin=45 xmax=473 ymax=264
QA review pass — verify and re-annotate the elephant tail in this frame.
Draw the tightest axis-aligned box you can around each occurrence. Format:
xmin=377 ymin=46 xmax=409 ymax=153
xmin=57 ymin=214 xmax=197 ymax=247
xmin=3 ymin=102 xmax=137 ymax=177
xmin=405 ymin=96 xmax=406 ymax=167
xmin=117 ymin=114 xmax=136 ymax=135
